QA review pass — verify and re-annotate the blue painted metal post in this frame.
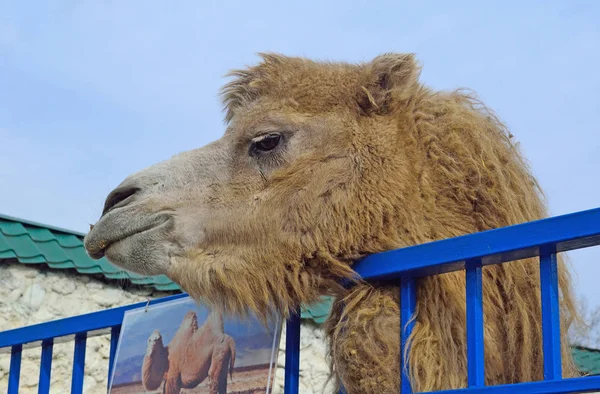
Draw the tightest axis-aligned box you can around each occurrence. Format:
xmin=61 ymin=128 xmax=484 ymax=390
xmin=540 ymin=253 xmax=562 ymax=380
xmin=71 ymin=332 xmax=87 ymax=394
xmin=107 ymin=326 xmax=121 ymax=391
xmin=466 ymin=263 xmax=485 ymax=387
xmin=401 ymin=277 xmax=417 ymax=394
xmin=8 ymin=344 xmax=22 ymax=394
xmin=284 ymin=309 xmax=301 ymax=394
xmin=38 ymin=339 xmax=54 ymax=394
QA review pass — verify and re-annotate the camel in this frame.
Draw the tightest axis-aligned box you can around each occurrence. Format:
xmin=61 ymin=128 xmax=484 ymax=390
xmin=141 ymin=310 xmax=236 ymax=394
xmin=85 ymin=52 xmax=580 ymax=393
xmin=142 ymin=329 xmax=170 ymax=391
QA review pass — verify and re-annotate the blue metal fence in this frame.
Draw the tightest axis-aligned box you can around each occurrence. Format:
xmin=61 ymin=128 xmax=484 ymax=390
xmin=1 ymin=207 xmax=600 ymax=393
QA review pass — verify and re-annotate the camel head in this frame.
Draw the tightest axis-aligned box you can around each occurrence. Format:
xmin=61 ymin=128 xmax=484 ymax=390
xmin=84 ymin=53 xmax=423 ymax=320
xmin=146 ymin=329 xmax=165 ymax=356
xmin=148 ymin=329 xmax=163 ymax=345
xmin=206 ymin=308 xmax=225 ymax=333
xmin=181 ymin=310 xmax=199 ymax=332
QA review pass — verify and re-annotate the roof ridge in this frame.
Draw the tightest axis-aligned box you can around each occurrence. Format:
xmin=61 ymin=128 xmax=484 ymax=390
xmin=0 ymin=213 xmax=88 ymax=238
xmin=572 ymin=344 xmax=600 ymax=353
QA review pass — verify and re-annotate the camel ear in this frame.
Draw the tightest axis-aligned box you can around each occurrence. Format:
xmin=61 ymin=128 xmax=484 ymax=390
xmin=358 ymin=53 xmax=422 ymax=114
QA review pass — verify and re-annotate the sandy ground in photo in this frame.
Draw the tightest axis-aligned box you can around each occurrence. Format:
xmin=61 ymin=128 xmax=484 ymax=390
xmin=110 ymin=365 xmax=275 ymax=394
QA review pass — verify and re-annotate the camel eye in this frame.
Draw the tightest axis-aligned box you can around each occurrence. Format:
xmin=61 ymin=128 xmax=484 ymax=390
xmin=251 ymin=133 xmax=282 ymax=154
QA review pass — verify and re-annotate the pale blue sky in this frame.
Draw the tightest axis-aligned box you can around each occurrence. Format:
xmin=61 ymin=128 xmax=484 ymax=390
xmin=0 ymin=2 xmax=598 ymax=308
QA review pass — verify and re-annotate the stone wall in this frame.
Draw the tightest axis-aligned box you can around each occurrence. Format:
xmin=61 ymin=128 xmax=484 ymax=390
xmin=0 ymin=262 xmax=174 ymax=393
xmin=0 ymin=262 xmax=333 ymax=393
xmin=273 ymin=321 xmax=335 ymax=394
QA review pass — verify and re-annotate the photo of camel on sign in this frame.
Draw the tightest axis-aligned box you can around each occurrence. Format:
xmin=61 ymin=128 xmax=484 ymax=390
xmin=108 ymin=296 xmax=282 ymax=394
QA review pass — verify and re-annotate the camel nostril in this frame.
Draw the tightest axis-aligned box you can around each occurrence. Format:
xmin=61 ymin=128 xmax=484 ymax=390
xmin=102 ymin=185 xmax=140 ymax=216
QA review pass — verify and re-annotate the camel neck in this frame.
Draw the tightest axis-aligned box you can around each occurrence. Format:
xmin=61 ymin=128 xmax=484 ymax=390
xmin=206 ymin=309 xmax=224 ymax=332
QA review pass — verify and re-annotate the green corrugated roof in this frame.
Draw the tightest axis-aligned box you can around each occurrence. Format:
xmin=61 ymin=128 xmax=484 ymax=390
xmin=302 ymin=296 xmax=334 ymax=324
xmin=573 ymin=346 xmax=600 ymax=376
xmin=0 ymin=213 xmax=332 ymax=322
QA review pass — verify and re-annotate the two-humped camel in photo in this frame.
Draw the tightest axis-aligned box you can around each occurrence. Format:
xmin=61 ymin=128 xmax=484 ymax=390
xmin=142 ymin=310 xmax=235 ymax=394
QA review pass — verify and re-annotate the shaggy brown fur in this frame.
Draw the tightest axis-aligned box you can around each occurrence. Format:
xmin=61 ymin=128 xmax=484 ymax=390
xmin=142 ymin=310 xmax=236 ymax=394
xmin=86 ymin=53 xmax=580 ymax=393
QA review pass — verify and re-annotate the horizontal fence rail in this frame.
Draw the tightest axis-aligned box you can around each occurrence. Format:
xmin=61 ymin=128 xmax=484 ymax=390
xmin=1 ymin=207 xmax=599 ymax=394
xmin=353 ymin=207 xmax=600 ymax=281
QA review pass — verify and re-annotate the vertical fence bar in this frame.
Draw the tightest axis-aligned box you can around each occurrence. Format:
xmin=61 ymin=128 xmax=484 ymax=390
xmin=284 ymin=309 xmax=301 ymax=394
xmin=540 ymin=252 xmax=562 ymax=380
xmin=107 ymin=326 xmax=121 ymax=391
xmin=7 ymin=344 xmax=22 ymax=394
xmin=38 ymin=339 xmax=54 ymax=394
xmin=466 ymin=262 xmax=485 ymax=387
xmin=71 ymin=332 xmax=87 ymax=394
xmin=401 ymin=277 xmax=417 ymax=394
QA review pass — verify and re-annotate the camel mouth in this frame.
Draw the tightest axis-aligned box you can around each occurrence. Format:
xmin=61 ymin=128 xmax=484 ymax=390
xmin=84 ymin=210 xmax=173 ymax=262
xmin=86 ymin=224 xmax=156 ymax=260
xmin=87 ymin=246 xmax=106 ymax=260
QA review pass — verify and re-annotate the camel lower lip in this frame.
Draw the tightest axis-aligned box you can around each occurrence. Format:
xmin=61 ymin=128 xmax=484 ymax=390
xmin=88 ymin=248 xmax=106 ymax=260
xmin=86 ymin=220 xmax=168 ymax=260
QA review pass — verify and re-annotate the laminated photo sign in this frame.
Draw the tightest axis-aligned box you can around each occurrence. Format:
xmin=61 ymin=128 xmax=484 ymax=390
xmin=108 ymin=296 xmax=283 ymax=394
